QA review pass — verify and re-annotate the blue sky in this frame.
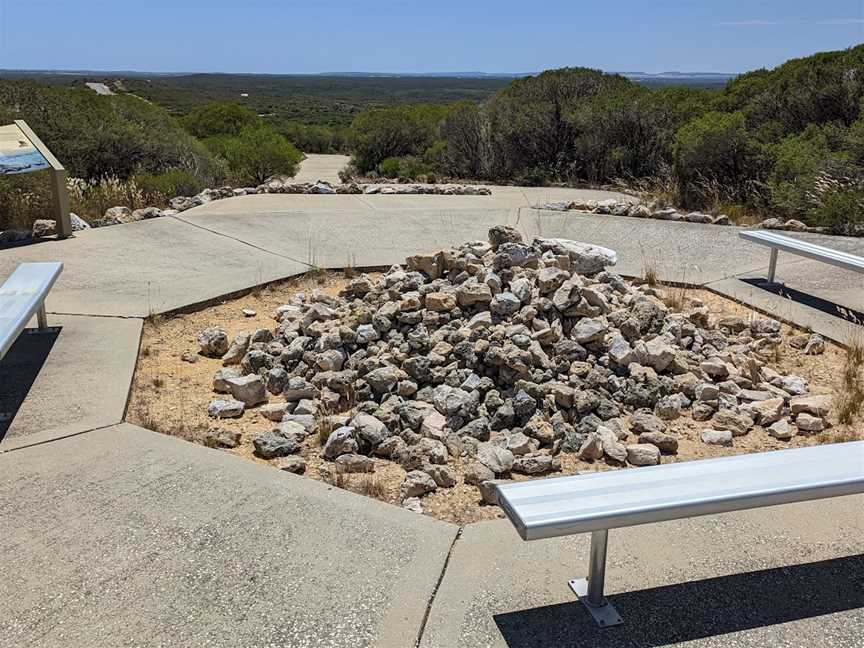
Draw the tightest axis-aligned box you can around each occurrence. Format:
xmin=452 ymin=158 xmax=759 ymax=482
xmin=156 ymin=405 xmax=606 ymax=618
xmin=1 ymin=0 xmax=862 ymax=74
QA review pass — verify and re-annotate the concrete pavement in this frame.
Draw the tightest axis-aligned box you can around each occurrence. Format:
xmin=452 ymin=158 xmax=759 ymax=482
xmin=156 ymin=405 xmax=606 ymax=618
xmin=292 ymin=153 xmax=351 ymax=184
xmin=0 ymin=424 xmax=458 ymax=647
xmin=422 ymin=499 xmax=864 ymax=648
xmin=1 ymin=169 xmax=863 ymax=646
xmin=0 ymin=314 xmax=141 ymax=450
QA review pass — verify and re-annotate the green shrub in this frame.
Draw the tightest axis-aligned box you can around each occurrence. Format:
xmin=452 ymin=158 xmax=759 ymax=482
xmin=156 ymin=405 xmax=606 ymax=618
xmin=0 ymin=80 xmax=225 ymax=184
xmin=273 ymin=120 xmax=349 ymax=154
xmin=767 ymin=124 xmax=848 ymax=217
xmin=377 ymin=157 xmax=402 ymax=179
xmin=349 ymin=104 xmax=450 ymax=173
xmin=673 ymin=111 xmax=765 ymax=206
xmin=208 ymin=125 xmax=303 ymax=186
xmin=181 ymin=102 xmax=259 ymax=138
xmin=132 ymin=169 xmax=205 ymax=202
xmin=806 ymin=170 xmax=864 ymax=234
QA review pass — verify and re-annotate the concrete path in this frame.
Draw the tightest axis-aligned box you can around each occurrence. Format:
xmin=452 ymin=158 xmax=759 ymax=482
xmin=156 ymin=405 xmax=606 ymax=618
xmin=0 ymin=424 xmax=457 ymax=647
xmin=1 ymin=185 xmax=863 ymax=647
xmin=0 ymin=314 xmax=141 ymax=450
xmin=293 ymin=153 xmax=351 ymax=184
xmin=422 ymin=498 xmax=864 ymax=647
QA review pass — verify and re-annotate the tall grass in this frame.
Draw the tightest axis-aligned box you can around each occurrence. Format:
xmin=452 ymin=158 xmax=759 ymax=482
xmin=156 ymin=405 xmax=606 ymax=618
xmin=836 ymin=332 xmax=864 ymax=426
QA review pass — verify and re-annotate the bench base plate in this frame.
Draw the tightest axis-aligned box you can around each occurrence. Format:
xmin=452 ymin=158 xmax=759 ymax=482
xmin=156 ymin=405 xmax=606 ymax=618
xmin=569 ymin=578 xmax=623 ymax=628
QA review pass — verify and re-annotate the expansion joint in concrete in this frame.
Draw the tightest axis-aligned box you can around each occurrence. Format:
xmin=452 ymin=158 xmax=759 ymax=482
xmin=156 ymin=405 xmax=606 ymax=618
xmin=169 ymin=214 xmax=315 ymax=269
xmin=0 ymin=421 xmax=119 ymax=454
xmin=414 ymin=526 xmax=463 ymax=647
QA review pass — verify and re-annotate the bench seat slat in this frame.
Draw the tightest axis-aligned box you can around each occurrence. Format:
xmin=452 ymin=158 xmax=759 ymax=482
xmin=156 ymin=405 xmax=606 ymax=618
xmin=738 ymin=230 xmax=864 ymax=273
xmin=0 ymin=262 xmax=63 ymax=358
xmin=495 ymin=442 xmax=864 ymax=540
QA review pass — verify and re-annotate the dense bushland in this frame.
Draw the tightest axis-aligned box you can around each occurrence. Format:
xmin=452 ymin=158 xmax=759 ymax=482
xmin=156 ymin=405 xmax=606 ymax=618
xmin=180 ymin=103 xmax=303 ymax=185
xmin=0 ymin=85 xmax=303 ymax=228
xmin=346 ymin=46 xmax=864 ymax=232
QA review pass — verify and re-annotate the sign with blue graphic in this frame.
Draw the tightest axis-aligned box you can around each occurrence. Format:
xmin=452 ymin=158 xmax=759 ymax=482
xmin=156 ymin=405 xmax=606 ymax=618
xmin=0 ymin=123 xmax=50 ymax=175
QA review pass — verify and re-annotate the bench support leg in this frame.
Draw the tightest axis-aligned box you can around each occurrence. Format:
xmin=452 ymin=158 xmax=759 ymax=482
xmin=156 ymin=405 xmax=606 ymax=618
xmin=767 ymin=249 xmax=778 ymax=284
xmin=569 ymin=529 xmax=623 ymax=628
xmin=37 ymin=304 xmax=48 ymax=330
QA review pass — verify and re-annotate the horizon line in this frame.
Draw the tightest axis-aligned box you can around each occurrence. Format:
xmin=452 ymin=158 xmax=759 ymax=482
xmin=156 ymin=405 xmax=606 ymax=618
xmin=0 ymin=67 xmax=741 ymax=78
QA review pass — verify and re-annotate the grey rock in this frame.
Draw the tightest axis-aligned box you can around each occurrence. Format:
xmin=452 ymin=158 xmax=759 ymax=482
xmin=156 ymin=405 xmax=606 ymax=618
xmin=464 ymin=461 xmax=495 ymax=486
xmin=401 ymin=470 xmax=437 ymax=498
xmin=533 ymin=238 xmax=617 ymax=275
xmin=222 ymin=331 xmax=251 ymax=365
xmin=207 ymin=399 xmax=245 ymax=419
xmin=578 ymin=433 xmax=604 ymax=461
xmin=225 ymin=374 xmax=267 ymax=406
xmin=476 ymin=443 xmax=514 ymax=474
xmin=768 ymin=419 xmax=796 ymax=440
xmin=322 ymin=426 xmax=358 ymax=460
xmin=253 ymin=431 xmax=299 ymax=459
xmin=351 ymin=413 xmax=391 ymax=447
xmin=701 ymin=429 xmax=733 ymax=446
xmin=213 ymin=367 xmax=241 ymax=393
xmin=626 ymin=443 xmax=661 ymax=466
xmin=276 ymin=456 xmax=307 ymax=474
xmin=796 ymin=412 xmax=825 ymax=433
xmin=512 ymin=454 xmax=560 ymax=475
xmin=711 ymin=409 xmax=754 ymax=436
xmin=638 ymin=431 xmax=678 ymax=454
xmin=198 ymin=327 xmax=229 ymax=357
xmin=335 ymin=454 xmax=375 ymax=473
xmin=629 ymin=411 xmax=666 ymax=436
xmin=424 ymin=464 xmax=457 ymax=488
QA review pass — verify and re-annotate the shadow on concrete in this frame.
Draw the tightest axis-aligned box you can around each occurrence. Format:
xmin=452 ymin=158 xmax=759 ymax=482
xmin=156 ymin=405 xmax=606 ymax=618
xmin=0 ymin=235 xmax=64 ymax=252
xmin=739 ymin=277 xmax=864 ymax=325
xmin=0 ymin=327 xmax=60 ymax=440
xmin=493 ymin=554 xmax=864 ymax=648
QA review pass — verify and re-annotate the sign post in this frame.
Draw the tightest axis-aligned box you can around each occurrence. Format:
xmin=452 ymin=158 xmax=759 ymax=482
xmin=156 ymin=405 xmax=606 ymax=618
xmin=0 ymin=120 xmax=72 ymax=238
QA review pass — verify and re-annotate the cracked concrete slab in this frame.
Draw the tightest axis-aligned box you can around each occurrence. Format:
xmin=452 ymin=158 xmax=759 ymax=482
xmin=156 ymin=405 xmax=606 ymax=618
xmin=0 ymin=423 xmax=458 ymax=647
xmin=421 ymin=497 xmax=864 ymax=648
xmin=1 ymin=314 xmax=141 ymax=450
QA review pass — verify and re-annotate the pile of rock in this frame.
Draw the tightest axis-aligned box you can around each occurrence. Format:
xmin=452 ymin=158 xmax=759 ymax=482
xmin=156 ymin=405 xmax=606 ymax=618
xmin=166 ymin=181 xmax=490 ymax=211
xmin=200 ymin=226 xmax=830 ymax=510
xmin=539 ymin=198 xmax=732 ymax=226
xmin=11 ymin=180 xmax=493 ymax=242
xmin=538 ymin=198 xmax=827 ymax=233
xmin=253 ymin=179 xmax=491 ymax=197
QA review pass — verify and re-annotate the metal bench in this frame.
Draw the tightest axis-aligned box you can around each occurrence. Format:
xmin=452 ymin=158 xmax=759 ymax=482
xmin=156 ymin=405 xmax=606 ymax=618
xmin=0 ymin=262 xmax=63 ymax=361
xmin=739 ymin=230 xmax=864 ymax=283
xmin=494 ymin=442 xmax=864 ymax=627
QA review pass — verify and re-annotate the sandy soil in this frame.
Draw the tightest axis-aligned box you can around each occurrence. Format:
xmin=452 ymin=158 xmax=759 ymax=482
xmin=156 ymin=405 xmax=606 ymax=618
xmin=128 ymin=272 xmax=860 ymax=525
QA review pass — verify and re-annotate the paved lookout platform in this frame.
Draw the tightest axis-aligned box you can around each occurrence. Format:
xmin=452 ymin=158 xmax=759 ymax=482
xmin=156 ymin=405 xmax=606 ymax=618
xmin=1 ymin=162 xmax=862 ymax=646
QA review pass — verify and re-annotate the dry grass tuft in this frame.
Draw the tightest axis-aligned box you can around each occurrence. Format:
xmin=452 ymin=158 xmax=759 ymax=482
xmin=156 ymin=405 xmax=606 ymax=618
xmin=660 ymin=284 xmax=688 ymax=312
xmin=837 ymin=333 xmax=864 ymax=425
xmin=358 ymin=475 xmax=386 ymax=499
xmin=644 ymin=265 xmax=660 ymax=288
xmin=151 ymin=375 xmax=165 ymax=389
xmin=316 ymin=400 xmax=336 ymax=445
xmin=344 ymin=252 xmax=358 ymax=279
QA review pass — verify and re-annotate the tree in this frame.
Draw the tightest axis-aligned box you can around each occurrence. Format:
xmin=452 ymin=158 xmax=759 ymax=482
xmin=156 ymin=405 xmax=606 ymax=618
xmin=438 ymin=102 xmax=486 ymax=178
xmin=674 ymin=111 xmax=765 ymax=206
xmin=212 ymin=125 xmax=303 ymax=185
xmin=181 ymin=102 xmax=259 ymax=138
xmin=348 ymin=104 xmax=449 ymax=173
